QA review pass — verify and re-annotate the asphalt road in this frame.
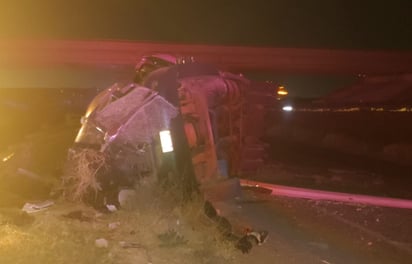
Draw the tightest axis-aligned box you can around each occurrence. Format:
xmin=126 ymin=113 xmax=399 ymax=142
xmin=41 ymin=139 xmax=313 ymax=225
xmin=222 ymin=138 xmax=412 ymax=263
xmin=217 ymin=188 xmax=412 ymax=264
xmin=223 ymin=72 xmax=412 ymax=261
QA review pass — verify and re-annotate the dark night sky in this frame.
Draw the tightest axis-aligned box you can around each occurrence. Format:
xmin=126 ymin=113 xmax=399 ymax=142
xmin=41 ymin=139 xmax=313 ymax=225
xmin=1 ymin=0 xmax=411 ymax=50
xmin=1 ymin=1 xmax=411 ymax=97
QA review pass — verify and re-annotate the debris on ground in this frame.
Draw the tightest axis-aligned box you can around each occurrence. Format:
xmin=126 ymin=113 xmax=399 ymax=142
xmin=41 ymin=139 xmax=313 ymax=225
xmin=21 ymin=200 xmax=54 ymax=214
xmin=106 ymin=204 xmax=118 ymax=212
xmin=108 ymin=222 xmax=121 ymax=230
xmin=95 ymin=238 xmax=109 ymax=248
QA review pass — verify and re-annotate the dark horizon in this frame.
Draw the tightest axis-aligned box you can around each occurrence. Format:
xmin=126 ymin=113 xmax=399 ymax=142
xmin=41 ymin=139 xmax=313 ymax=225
xmin=1 ymin=1 xmax=411 ymax=97
xmin=1 ymin=1 xmax=411 ymax=50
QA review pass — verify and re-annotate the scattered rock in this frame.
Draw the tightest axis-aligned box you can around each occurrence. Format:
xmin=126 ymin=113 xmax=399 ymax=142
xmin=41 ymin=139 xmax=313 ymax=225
xmin=95 ymin=238 xmax=109 ymax=248
xmin=108 ymin=222 xmax=121 ymax=230
xmin=106 ymin=204 xmax=118 ymax=212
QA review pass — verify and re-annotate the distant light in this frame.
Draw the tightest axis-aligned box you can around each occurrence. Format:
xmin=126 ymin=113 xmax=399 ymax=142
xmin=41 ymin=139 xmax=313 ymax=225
xmin=277 ymin=86 xmax=288 ymax=96
xmin=277 ymin=90 xmax=288 ymax=95
xmin=282 ymin=105 xmax=293 ymax=112
xmin=159 ymin=130 xmax=174 ymax=153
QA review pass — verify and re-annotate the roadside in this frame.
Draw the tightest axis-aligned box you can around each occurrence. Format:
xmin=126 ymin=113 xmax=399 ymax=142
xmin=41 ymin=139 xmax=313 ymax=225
xmin=0 ymin=196 xmax=239 ymax=264
xmin=253 ymin=138 xmax=412 ymax=199
xmin=0 ymin=123 xmax=243 ymax=264
xmin=1 ymin=99 xmax=411 ymax=263
xmin=233 ymin=189 xmax=412 ymax=264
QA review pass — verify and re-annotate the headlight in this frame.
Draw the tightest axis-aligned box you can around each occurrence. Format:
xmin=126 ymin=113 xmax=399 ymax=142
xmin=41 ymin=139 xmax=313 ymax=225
xmin=159 ymin=130 xmax=174 ymax=153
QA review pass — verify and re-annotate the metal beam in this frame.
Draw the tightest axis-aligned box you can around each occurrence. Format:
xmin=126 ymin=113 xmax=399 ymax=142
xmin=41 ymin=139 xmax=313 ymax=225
xmin=1 ymin=39 xmax=412 ymax=74
xmin=240 ymin=179 xmax=412 ymax=210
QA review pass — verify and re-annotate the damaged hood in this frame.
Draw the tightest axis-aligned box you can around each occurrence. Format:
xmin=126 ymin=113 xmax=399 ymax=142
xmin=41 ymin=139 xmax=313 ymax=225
xmin=75 ymin=84 xmax=178 ymax=149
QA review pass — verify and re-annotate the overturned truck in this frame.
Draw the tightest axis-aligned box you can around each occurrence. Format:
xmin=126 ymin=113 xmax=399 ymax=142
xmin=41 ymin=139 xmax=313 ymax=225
xmin=66 ymin=54 xmax=275 ymax=252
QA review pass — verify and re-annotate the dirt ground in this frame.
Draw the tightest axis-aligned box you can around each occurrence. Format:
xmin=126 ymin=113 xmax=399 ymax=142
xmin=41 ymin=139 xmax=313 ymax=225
xmin=1 ymin=113 xmax=411 ymax=263
xmin=0 ymin=187 xmax=246 ymax=264
xmin=0 ymin=123 xmax=244 ymax=264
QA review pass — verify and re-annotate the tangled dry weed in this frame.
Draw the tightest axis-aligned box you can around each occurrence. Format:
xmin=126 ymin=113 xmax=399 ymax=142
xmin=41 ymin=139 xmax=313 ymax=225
xmin=62 ymin=148 xmax=108 ymax=202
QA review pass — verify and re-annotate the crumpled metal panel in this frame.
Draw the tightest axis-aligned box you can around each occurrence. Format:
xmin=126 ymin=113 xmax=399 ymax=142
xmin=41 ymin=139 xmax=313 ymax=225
xmin=116 ymin=96 xmax=178 ymax=144
xmin=95 ymin=86 xmax=154 ymax=134
xmin=93 ymin=85 xmax=178 ymax=144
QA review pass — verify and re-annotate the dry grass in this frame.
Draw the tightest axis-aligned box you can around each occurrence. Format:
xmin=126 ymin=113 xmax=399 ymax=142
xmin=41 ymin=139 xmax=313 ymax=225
xmin=0 ymin=180 xmax=239 ymax=264
xmin=0 ymin=207 xmax=111 ymax=264
xmin=0 ymin=120 xmax=239 ymax=263
xmin=62 ymin=148 xmax=108 ymax=202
